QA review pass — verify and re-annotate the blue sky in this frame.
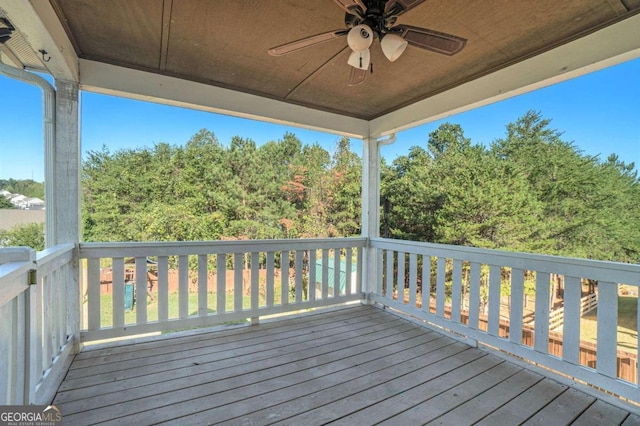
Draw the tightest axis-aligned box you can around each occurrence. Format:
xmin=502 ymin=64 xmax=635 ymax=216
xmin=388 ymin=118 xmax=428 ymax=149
xmin=1 ymin=58 xmax=638 ymax=182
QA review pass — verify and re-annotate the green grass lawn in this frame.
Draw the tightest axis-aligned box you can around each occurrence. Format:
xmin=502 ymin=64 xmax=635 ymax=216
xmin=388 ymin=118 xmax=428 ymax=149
xmin=581 ymin=296 xmax=638 ymax=352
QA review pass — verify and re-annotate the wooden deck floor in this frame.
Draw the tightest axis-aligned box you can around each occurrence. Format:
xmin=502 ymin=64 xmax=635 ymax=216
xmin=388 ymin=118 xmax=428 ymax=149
xmin=54 ymin=305 xmax=639 ymax=425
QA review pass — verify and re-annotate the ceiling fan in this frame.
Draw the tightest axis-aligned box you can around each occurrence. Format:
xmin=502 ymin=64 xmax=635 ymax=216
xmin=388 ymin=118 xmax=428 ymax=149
xmin=268 ymin=0 xmax=467 ymax=86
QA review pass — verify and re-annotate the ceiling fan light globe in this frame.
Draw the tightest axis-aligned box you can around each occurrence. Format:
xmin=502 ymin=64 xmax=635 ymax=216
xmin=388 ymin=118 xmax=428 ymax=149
xmin=348 ymin=49 xmax=370 ymax=70
xmin=381 ymin=34 xmax=408 ymax=62
xmin=347 ymin=24 xmax=373 ymax=52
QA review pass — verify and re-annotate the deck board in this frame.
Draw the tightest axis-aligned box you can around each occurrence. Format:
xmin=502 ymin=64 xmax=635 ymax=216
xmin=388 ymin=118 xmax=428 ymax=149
xmin=475 ymin=378 xmax=568 ymax=425
xmin=572 ymin=400 xmax=630 ymax=425
xmin=53 ymin=304 xmax=635 ymax=425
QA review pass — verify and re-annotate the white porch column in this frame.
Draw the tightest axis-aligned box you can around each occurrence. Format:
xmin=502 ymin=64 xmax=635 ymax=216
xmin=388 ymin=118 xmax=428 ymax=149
xmin=54 ymin=79 xmax=81 ymax=349
xmin=360 ymin=136 xmax=380 ymax=302
xmin=53 ymin=80 xmax=80 ymax=244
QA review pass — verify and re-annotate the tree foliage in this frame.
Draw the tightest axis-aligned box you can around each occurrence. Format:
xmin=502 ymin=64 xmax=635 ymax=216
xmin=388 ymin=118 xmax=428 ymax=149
xmin=0 ymin=179 xmax=45 ymax=199
xmin=82 ymin=131 xmax=362 ymax=242
xmin=383 ymin=111 xmax=640 ymax=263
xmin=0 ymin=223 xmax=45 ymax=251
xmin=80 ymin=113 xmax=639 ymax=264
xmin=0 ymin=196 xmax=14 ymax=209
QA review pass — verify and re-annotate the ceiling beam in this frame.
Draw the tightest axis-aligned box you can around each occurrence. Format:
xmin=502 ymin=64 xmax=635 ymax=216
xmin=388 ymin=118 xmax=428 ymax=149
xmin=0 ymin=0 xmax=78 ymax=81
xmin=79 ymin=59 xmax=370 ymax=138
xmin=369 ymin=13 xmax=640 ymax=138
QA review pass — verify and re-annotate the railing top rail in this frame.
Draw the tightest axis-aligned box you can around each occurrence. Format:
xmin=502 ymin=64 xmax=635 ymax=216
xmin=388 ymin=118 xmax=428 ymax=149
xmin=79 ymin=237 xmax=367 ymax=258
xmin=0 ymin=246 xmax=36 ymax=264
xmin=36 ymin=243 xmax=75 ymax=278
xmin=0 ymin=247 xmax=36 ymax=307
xmin=371 ymin=237 xmax=640 ymax=285
xmin=37 ymin=243 xmax=75 ymax=264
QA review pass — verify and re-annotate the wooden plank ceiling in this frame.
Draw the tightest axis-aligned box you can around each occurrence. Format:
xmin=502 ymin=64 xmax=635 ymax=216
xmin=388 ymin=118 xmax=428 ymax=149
xmin=50 ymin=0 xmax=638 ymax=120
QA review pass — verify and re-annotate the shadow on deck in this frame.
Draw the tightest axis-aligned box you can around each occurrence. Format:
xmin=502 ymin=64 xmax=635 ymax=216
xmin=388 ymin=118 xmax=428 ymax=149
xmin=54 ymin=305 xmax=638 ymax=425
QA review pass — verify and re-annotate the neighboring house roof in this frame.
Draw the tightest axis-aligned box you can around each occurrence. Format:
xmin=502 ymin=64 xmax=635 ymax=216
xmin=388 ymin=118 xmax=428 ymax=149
xmin=0 ymin=190 xmax=11 ymax=197
xmin=0 ymin=209 xmax=45 ymax=231
xmin=26 ymin=197 xmax=44 ymax=205
xmin=9 ymin=194 xmax=26 ymax=202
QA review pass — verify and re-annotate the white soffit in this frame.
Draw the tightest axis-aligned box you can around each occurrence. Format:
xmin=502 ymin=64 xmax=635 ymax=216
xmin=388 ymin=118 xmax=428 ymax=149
xmin=79 ymin=59 xmax=370 ymax=139
xmin=369 ymin=13 xmax=640 ymax=138
xmin=0 ymin=0 xmax=78 ymax=80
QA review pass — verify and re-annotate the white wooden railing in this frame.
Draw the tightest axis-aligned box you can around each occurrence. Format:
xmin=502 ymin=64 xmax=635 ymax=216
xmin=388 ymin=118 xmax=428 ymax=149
xmin=370 ymin=237 xmax=640 ymax=405
xmin=7 ymin=236 xmax=636 ymax=407
xmin=0 ymin=243 xmax=76 ymax=405
xmin=79 ymin=238 xmax=365 ymax=342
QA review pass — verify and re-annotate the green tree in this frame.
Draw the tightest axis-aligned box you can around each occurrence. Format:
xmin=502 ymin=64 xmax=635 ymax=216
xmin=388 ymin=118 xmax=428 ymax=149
xmin=0 ymin=179 xmax=45 ymax=199
xmin=0 ymin=223 xmax=45 ymax=251
xmin=0 ymin=196 xmax=14 ymax=209
xmin=490 ymin=110 xmax=640 ymax=260
xmin=326 ymin=137 xmax=362 ymax=236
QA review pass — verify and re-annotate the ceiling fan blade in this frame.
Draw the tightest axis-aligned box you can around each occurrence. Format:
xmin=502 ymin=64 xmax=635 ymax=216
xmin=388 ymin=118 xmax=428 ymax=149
xmin=268 ymin=30 xmax=348 ymax=56
xmin=385 ymin=0 xmax=426 ymax=17
xmin=333 ymin=0 xmax=367 ymax=16
xmin=348 ymin=66 xmax=368 ymax=86
xmin=393 ymin=25 xmax=467 ymax=56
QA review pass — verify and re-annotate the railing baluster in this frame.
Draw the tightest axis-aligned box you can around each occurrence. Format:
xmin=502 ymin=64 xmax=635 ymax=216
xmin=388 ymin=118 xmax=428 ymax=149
xmin=322 ymin=249 xmax=329 ymax=300
xmin=49 ymin=273 xmax=59 ymax=358
xmin=597 ymin=282 xmax=618 ymax=378
xmin=112 ymin=257 xmax=125 ymax=327
xmin=563 ymin=276 xmax=581 ymax=364
xmin=375 ymin=249 xmax=382 ymax=296
xmin=29 ymin=278 xmax=42 ymax=401
xmin=534 ymin=272 xmax=550 ymax=354
xmin=409 ymin=253 xmax=417 ymax=307
xmin=510 ymin=268 xmax=524 ymax=344
xmin=308 ymin=250 xmax=316 ymax=302
xmin=357 ymin=246 xmax=363 ymax=295
xmin=216 ymin=254 xmax=226 ymax=314
xmin=451 ymin=259 xmax=462 ymax=322
xmin=198 ymin=254 xmax=208 ymax=317
xmin=266 ymin=252 xmax=274 ymax=307
xmin=421 ymin=255 xmax=430 ymax=313
xmin=345 ymin=247 xmax=353 ymax=296
xmin=157 ymin=256 xmax=169 ymax=322
xmin=250 ymin=252 xmax=259 ymax=310
xmin=469 ymin=262 xmax=480 ymax=329
xmin=334 ymin=251 xmax=340 ymax=298
xmin=436 ymin=257 xmax=446 ymax=317
xmin=488 ymin=265 xmax=501 ymax=336
xmin=281 ymin=251 xmax=289 ymax=305
xmin=135 ymin=257 xmax=148 ymax=324
xmin=42 ymin=276 xmax=53 ymax=362
xmin=178 ymin=255 xmax=188 ymax=319
xmin=397 ymin=251 xmax=405 ymax=303
xmin=385 ymin=250 xmax=394 ymax=301
xmin=87 ymin=258 xmax=100 ymax=331
xmin=295 ymin=250 xmax=303 ymax=302
xmin=52 ymin=270 xmax=62 ymax=355
xmin=234 ymin=253 xmax=243 ymax=312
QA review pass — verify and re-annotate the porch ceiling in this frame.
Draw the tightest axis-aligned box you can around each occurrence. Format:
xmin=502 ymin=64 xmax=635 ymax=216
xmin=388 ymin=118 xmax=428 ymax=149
xmin=1 ymin=1 xmax=640 ymax=137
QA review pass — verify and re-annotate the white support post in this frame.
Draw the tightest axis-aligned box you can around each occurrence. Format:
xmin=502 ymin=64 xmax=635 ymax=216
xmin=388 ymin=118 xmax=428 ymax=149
xmin=54 ymin=79 xmax=81 ymax=352
xmin=361 ymin=138 xmax=378 ymax=303
xmin=361 ymin=134 xmax=396 ymax=303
